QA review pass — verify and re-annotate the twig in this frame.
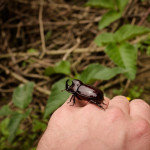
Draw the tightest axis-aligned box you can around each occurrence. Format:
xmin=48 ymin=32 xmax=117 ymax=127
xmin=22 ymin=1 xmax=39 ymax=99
xmin=0 ymin=30 xmax=148 ymax=59
xmin=21 ymin=73 xmax=50 ymax=80
xmin=0 ymin=88 xmax=14 ymax=92
xmin=0 ymin=47 xmax=104 ymax=58
xmin=2 ymin=17 xmax=101 ymax=29
xmin=101 ymin=76 xmax=126 ymax=90
xmin=123 ymin=80 xmax=131 ymax=94
xmin=123 ymin=0 xmax=132 ymax=16
xmin=72 ymin=53 xmax=89 ymax=69
xmin=0 ymin=52 xmax=38 ymax=59
xmin=62 ymin=38 xmax=80 ymax=61
xmin=0 ymin=64 xmax=50 ymax=95
xmin=1 ymin=31 xmax=149 ymax=59
xmin=137 ymin=66 xmax=150 ymax=75
xmin=138 ymin=7 xmax=150 ymax=26
xmin=39 ymin=0 xmax=46 ymax=59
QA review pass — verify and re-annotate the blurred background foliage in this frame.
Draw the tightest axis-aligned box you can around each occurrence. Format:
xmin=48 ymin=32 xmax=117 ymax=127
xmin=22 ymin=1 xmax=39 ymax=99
xmin=0 ymin=0 xmax=150 ymax=149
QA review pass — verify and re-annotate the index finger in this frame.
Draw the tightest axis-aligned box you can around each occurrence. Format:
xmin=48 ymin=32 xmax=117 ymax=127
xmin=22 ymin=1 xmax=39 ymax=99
xmin=63 ymin=96 xmax=109 ymax=109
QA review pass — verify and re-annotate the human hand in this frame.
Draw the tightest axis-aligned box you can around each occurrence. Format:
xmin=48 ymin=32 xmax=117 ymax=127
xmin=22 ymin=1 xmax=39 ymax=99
xmin=37 ymin=96 xmax=150 ymax=150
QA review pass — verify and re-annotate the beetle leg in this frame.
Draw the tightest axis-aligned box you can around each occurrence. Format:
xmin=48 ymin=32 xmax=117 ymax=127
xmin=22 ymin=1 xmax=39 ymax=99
xmin=68 ymin=94 xmax=76 ymax=106
xmin=67 ymin=95 xmax=74 ymax=104
xmin=102 ymin=102 xmax=107 ymax=105
xmin=73 ymin=95 xmax=76 ymax=105
xmin=97 ymin=104 xmax=105 ymax=110
xmin=89 ymin=100 xmax=97 ymax=104
xmin=89 ymin=100 xmax=105 ymax=110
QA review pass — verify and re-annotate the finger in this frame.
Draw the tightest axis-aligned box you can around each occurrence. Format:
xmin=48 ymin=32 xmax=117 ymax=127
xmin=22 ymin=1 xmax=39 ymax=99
xmin=64 ymin=96 xmax=110 ymax=109
xmin=54 ymin=96 xmax=81 ymax=116
xmin=108 ymin=96 xmax=130 ymax=114
xmin=130 ymin=99 xmax=150 ymax=124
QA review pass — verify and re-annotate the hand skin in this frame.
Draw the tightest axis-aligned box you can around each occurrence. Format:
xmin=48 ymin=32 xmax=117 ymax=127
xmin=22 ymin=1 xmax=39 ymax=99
xmin=37 ymin=96 xmax=150 ymax=150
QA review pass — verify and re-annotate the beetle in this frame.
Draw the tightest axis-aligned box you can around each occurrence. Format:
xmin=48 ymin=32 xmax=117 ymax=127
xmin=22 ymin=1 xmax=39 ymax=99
xmin=65 ymin=79 xmax=105 ymax=109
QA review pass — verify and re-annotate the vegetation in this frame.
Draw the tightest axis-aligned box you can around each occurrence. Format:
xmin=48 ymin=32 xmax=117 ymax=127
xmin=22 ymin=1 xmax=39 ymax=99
xmin=0 ymin=0 xmax=150 ymax=149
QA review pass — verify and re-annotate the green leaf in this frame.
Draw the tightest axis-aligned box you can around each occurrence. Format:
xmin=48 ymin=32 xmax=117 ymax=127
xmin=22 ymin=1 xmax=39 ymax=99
xmin=85 ymin=0 xmax=115 ymax=9
xmin=105 ymin=43 xmax=137 ymax=80
xmin=27 ymin=48 xmax=38 ymax=53
xmin=45 ymin=31 xmax=52 ymax=41
xmin=31 ymin=148 xmax=36 ymax=150
xmin=23 ymin=108 xmax=32 ymax=118
xmin=44 ymin=66 xmax=55 ymax=76
xmin=114 ymin=24 xmax=150 ymax=42
xmin=44 ymin=60 xmax=71 ymax=76
xmin=113 ymin=88 xmax=123 ymax=95
xmin=79 ymin=63 xmax=123 ymax=83
xmin=0 ymin=105 xmax=13 ymax=116
xmin=146 ymin=46 xmax=150 ymax=55
xmin=32 ymin=119 xmax=46 ymax=132
xmin=12 ymin=82 xmax=34 ymax=109
xmin=129 ymin=86 xmax=143 ymax=99
xmin=44 ymin=78 xmax=70 ymax=118
xmin=99 ymin=10 xmax=122 ymax=29
xmin=0 ymin=118 xmax=10 ymax=136
xmin=54 ymin=60 xmax=71 ymax=75
xmin=115 ymin=0 xmax=129 ymax=11
xmin=7 ymin=112 xmax=24 ymax=143
xmin=94 ymin=32 xmax=116 ymax=46
xmin=22 ymin=61 xmax=27 ymax=67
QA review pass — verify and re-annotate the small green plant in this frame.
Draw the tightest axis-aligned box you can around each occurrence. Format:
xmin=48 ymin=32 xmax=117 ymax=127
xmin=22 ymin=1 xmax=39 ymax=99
xmin=86 ymin=0 xmax=129 ymax=29
xmin=137 ymin=35 xmax=150 ymax=55
xmin=95 ymin=24 xmax=150 ymax=79
xmin=113 ymin=88 xmax=123 ymax=95
xmin=0 ymin=82 xmax=34 ymax=143
xmin=128 ymin=86 xmax=143 ymax=99
xmin=45 ymin=31 xmax=52 ymax=41
xmin=44 ymin=60 xmax=71 ymax=76
xmin=0 ymin=82 xmax=46 ymax=149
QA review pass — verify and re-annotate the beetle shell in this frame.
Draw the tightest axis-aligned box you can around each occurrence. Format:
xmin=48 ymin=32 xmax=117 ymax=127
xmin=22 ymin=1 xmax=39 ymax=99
xmin=77 ymin=84 xmax=104 ymax=102
xmin=65 ymin=79 xmax=105 ymax=109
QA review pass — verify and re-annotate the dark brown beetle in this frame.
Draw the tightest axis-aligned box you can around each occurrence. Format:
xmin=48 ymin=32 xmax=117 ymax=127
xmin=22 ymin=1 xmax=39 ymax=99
xmin=65 ymin=79 xmax=105 ymax=109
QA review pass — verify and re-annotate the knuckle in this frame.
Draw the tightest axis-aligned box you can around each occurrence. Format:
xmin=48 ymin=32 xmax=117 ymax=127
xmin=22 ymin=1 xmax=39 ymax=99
xmin=131 ymin=99 xmax=150 ymax=108
xmin=83 ymin=103 xmax=101 ymax=112
xmin=112 ymin=95 xmax=128 ymax=101
xmin=134 ymin=119 xmax=150 ymax=137
xmin=107 ymin=107 xmax=124 ymax=122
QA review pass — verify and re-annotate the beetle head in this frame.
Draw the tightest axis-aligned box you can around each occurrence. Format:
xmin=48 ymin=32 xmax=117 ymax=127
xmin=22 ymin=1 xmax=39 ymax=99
xmin=65 ymin=79 xmax=83 ymax=93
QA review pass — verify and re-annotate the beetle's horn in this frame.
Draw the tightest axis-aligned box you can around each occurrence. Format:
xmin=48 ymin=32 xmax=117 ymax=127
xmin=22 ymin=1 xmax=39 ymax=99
xmin=66 ymin=79 xmax=70 ymax=89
